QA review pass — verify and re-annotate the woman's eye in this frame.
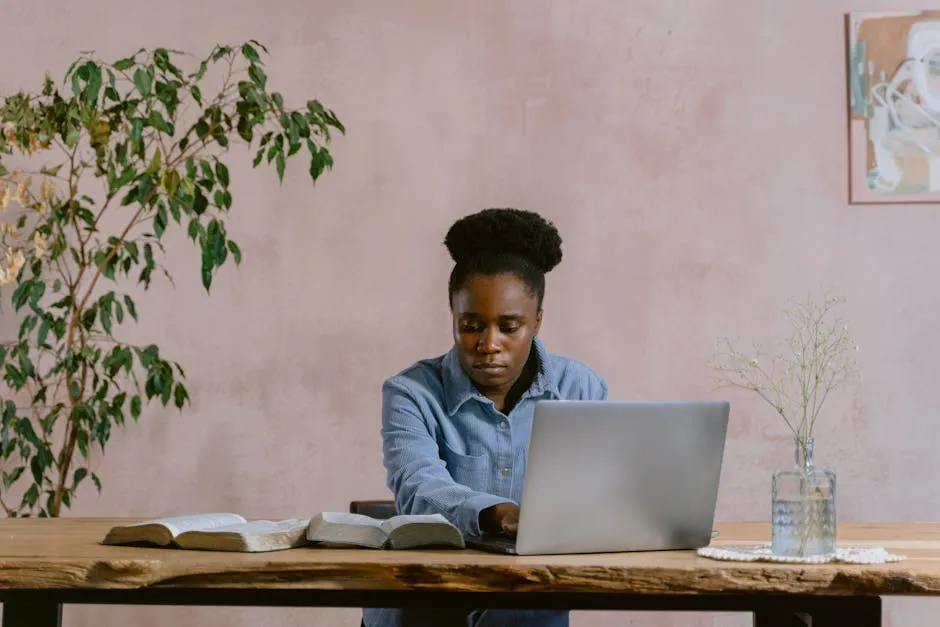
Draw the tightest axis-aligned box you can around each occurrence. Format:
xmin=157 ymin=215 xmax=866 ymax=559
xmin=460 ymin=322 xmax=483 ymax=333
xmin=500 ymin=324 xmax=520 ymax=334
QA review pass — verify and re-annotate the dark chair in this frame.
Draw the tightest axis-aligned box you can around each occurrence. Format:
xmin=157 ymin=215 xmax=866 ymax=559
xmin=349 ymin=499 xmax=397 ymax=520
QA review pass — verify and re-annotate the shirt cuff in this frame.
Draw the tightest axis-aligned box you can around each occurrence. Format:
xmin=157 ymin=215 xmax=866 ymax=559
xmin=459 ymin=493 xmax=517 ymax=537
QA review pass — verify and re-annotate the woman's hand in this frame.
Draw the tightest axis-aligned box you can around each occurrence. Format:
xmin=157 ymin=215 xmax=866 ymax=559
xmin=479 ymin=503 xmax=520 ymax=536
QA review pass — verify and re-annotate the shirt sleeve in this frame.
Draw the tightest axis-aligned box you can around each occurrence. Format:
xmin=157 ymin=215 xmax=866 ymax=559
xmin=581 ymin=369 xmax=609 ymax=401
xmin=381 ymin=378 xmax=510 ymax=537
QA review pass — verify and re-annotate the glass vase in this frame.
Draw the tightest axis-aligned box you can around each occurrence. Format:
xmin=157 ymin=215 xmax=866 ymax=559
xmin=771 ymin=436 xmax=836 ymax=557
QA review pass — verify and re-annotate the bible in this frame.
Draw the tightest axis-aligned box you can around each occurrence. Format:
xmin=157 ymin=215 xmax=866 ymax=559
xmin=101 ymin=513 xmax=310 ymax=552
xmin=306 ymin=511 xmax=465 ymax=549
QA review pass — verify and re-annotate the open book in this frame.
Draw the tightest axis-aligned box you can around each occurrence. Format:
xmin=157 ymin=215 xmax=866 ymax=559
xmin=101 ymin=513 xmax=310 ymax=552
xmin=306 ymin=511 xmax=465 ymax=549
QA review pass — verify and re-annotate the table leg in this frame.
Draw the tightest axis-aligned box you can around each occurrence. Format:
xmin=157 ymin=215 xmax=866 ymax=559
xmin=754 ymin=596 xmax=881 ymax=627
xmin=2 ymin=600 xmax=62 ymax=627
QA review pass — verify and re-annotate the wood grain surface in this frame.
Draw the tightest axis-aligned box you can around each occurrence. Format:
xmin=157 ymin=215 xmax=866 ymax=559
xmin=0 ymin=519 xmax=937 ymax=597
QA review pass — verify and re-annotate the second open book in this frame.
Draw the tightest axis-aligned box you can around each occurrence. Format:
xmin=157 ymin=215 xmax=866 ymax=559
xmin=101 ymin=511 xmax=465 ymax=553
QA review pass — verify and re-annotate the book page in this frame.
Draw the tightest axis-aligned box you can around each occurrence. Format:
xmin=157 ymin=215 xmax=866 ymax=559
xmin=210 ymin=519 xmax=309 ymax=535
xmin=317 ymin=511 xmax=383 ymax=527
xmin=126 ymin=513 xmax=247 ymax=537
xmin=381 ymin=513 xmax=451 ymax=534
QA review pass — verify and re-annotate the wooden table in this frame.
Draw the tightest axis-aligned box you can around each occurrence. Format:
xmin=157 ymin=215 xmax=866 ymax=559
xmin=0 ymin=519 xmax=937 ymax=627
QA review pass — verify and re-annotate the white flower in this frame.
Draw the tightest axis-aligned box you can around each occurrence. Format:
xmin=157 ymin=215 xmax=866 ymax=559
xmin=33 ymin=231 xmax=47 ymax=258
xmin=0 ymin=248 xmax=25 ymax=285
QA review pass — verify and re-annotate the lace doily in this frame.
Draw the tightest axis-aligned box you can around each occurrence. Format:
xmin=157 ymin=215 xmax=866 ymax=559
xmin=697 ymin=544 xmax=906 ymax=565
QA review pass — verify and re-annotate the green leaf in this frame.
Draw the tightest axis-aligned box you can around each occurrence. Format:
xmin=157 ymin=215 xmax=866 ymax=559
xmin=77 ymin=429 xmax=89 ymax=459
xmin=29 ymin=280 xmax=45 ymax=312
xmin=133 ymin=67 xmax=152 ymax=97
xmin=148 ymin=110 xmax=174 ymax=135
xmin=123 ymin=295 xmax=138 ymax=321
xmin=17 ymin=420 xmax=42 ymax=450
xmin=241 ymin=43 xmax=261 ymax=63
xmin=12 ymin=279 xmax=33 ymax=311
xmin=199 ymin=159 xmax=215 ymax=182
xmin=4 ymin=363 xmax=25 ymax=389
xmin=154 ymin=204 xmax=168 ymax=238
xmin=173 ymin=383 xmax=188 ymax=410
xmin=30 ymin=455 xmax=44 ymax=485
xmin=113 ymin=166 xmax=137 ymax=189
xmin=40 ymin=163 xmax=64 ymax=177
xmin=248 ymin=64 xmax=267 ymax=89
xmin=72 ymin=467 xmax=88 ymax=490
xmin=131 ymin=118 xmax=144 ymax=155
xmin=215 ymin=161 xmax=229 ymax=188
xmin=207 ymin=219 xmax=227 ymax=265
xmin=308 ymin=142 xmax=334 ymax=181
xmin=276 ymin=150 xmax=286 ymax=182
xmin=193 ymin=189 xmax=208 ymax=215
xmin=164 ymin=169 xmax=180 ymax=197
xmin=36 ymin=317 xmax=50 ymax=348
xmin=130 ymin=395 xmax=142 ymax=421
xmin=113 ymin=57 xmax=135 ymax=71
xmin=138 ymin=173 xmax=155 ymax=202
xmin=187 ymin=218 xmax=203 ymax=241
xmin=81 ymin=306 xmax=97 ymax=331
xmin=3 ymin=467 xmax=24 ymax=489
xmin=120 ymin=186 xmax=139 ymax=207
xmin=144 ymin=243 xmax=154 ymax=269
xmin=82 ymin=62 xmax=102 ymax=105
xmin=137 ymin=344 xmax=159 ymax=367
xmin=227 ymin=241 xmax=242 ymax=265
xmin=91 ymin=472 xmax=102 ymax=493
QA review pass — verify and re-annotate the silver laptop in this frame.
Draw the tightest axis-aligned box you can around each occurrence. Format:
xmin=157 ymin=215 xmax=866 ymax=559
xmin=467 ymin=400 xmax=729 ymax=555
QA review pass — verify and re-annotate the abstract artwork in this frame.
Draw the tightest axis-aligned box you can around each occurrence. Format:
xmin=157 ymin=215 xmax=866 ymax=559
xmin=848 ymin=11 xmax=940 ymax=203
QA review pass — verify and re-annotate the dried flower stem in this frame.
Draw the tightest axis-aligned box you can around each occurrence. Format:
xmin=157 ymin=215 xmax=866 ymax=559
xmin=709 ymin=292 xmax=859 ymax=447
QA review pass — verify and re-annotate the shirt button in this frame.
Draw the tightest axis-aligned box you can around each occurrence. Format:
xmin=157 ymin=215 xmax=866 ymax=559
xmin=501 ymin=468 xmax=510 ymax=476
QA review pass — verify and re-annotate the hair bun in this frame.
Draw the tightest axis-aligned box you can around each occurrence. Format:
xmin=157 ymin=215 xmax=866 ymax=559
xmin=444 ymin=208 xmax=563 ymax=273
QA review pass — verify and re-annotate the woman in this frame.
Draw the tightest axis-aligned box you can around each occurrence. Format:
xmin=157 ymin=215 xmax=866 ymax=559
xmin=363 ymin=208 xmax=608 ymax=627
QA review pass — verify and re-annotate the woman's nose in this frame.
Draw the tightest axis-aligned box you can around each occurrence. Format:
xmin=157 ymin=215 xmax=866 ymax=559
xmin=477 ymin=328 xmax=500 ymax=352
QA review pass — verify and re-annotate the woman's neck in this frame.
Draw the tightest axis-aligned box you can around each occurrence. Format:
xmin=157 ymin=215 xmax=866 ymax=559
xmin=483 ymin=351 xmax=537 ymax=414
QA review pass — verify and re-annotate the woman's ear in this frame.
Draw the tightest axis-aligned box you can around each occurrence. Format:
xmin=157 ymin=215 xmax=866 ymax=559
xmin=534 ymin=309 xmax=543 ymax=335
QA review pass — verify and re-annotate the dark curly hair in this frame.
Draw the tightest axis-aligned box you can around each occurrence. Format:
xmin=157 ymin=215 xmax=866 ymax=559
xmin=443 ymin=208 xmax=563 ymax=309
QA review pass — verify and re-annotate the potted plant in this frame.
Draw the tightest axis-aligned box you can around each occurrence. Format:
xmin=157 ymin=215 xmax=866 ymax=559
xmin=709 ymin=292 xmax=859 ymax=557
xmin=0 ymin=42 xmax=344 ymax=516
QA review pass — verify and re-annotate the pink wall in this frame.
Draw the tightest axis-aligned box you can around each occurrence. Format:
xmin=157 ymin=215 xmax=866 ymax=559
xmin=2 ymin=1 xmax=939 ymax=625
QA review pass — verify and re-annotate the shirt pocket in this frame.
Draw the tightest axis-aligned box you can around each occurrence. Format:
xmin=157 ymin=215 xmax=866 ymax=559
xmin=440 ymin=440 xmax=491 ymax=493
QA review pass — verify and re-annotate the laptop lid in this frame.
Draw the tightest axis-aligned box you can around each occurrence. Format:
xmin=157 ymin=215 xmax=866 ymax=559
xmin=513 ymin=400 xmax=730 ymax=555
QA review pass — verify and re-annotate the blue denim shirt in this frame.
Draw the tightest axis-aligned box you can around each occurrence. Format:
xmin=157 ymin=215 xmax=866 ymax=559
xmin=363 ymin=337 xmax=608 ymax=627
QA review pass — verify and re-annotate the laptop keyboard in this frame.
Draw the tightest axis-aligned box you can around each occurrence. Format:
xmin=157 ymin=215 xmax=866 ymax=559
xmin=466 ymin=535 xmax=518 ymax=554
xmin=467 ymin=529 xmax=719 ymax=555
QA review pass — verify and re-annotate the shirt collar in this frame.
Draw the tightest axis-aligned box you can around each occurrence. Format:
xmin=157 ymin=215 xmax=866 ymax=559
xmin=442 ymin=336 xmax=561 ymax=415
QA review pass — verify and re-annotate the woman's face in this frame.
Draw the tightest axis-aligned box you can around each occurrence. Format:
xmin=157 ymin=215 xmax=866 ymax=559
xmin=450 ymin=273 xmax=542 ymax=397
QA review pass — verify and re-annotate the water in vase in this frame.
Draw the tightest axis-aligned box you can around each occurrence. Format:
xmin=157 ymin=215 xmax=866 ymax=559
xmin=771 ymin=495 xmax=836 ymax=556
xmin=771 ymin=437 xmax=837 ymax=557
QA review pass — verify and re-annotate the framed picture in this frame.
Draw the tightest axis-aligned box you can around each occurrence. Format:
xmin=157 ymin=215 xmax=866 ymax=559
xmin=847 ymin=11 xmax=940 ymax=203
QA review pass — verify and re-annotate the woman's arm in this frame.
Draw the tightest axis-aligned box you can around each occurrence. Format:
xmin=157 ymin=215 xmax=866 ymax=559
xmin=381 ymin=378 xmax=510 ymax=537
